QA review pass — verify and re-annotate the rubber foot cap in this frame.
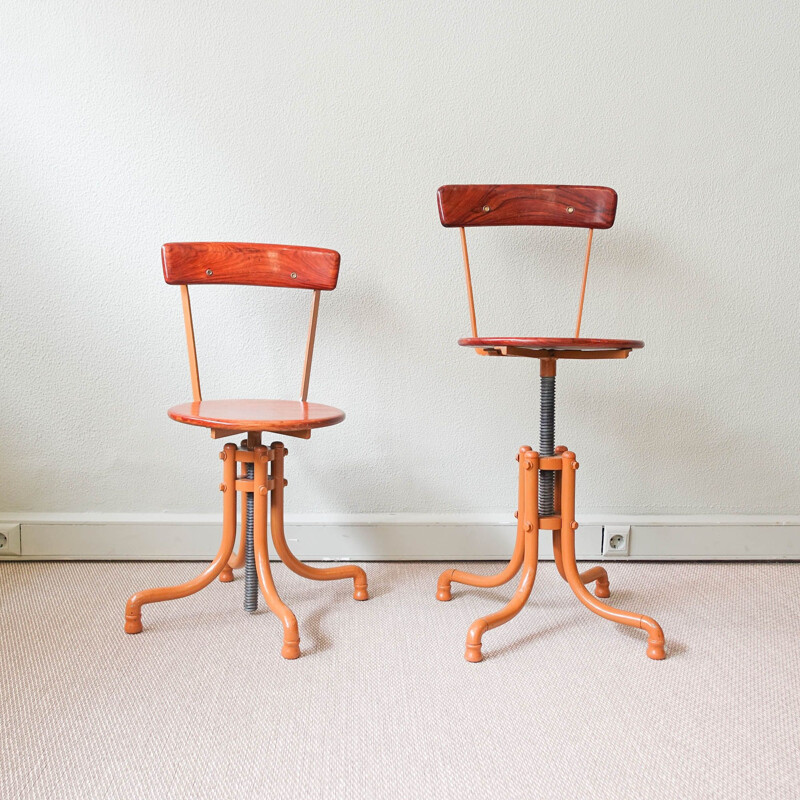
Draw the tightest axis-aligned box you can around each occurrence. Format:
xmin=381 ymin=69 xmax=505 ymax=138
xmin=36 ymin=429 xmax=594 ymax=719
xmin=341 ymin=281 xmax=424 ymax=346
xmin=464 ymin=644 xmax=483 ymax=663
xmin=124 ymin=617 xmax=142 ymax=634
xmin=647 ymin=643 xmax=666 ymax=660
xmin=281 ymin=642 xmax=301 ymax=660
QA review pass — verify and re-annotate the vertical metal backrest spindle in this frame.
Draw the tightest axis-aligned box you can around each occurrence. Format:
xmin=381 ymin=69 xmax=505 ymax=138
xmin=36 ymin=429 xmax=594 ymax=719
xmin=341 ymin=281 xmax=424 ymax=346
xmin=459 ymin=227 xmax=478 ymax=338
xmin=300 ymin=289 xmax=321 ymax=402
xmin=574 ymin=228 xmax=594 ymax=338
xmin=180 ymin=285 xmax=202 ymax=401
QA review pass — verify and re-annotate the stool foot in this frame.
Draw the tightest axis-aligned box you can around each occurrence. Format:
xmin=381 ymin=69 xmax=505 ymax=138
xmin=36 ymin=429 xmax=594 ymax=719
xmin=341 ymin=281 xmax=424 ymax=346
xmin=436 ymin=570 xmax=454 ymax=601
xmin=464 ymin=640 xmax=484 ymax=663
xmin=647 ymin=643 xmax=666 ymax=660
xmin=353 ymin=581 xmax=369 ymax=601
xmin=580 ymin=565 xmax=610 ymax=598
xmin=124 ymin=614 xmax=143 ymax=634
xmin=219 ymin=566 xmax=234 ymax=583
xmin=281 ymin=639 xmax=301 ymax=660
xmin=643 ymin=616 xmax=666 ymax=660
xmin=593 ymin=572 xmax=611 ymax=598
xmin=465 ymin=619 xmax=489 ymax=662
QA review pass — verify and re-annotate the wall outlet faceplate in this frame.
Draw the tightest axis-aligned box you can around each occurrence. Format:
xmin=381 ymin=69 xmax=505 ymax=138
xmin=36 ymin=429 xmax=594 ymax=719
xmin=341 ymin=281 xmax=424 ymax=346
xmin=0 ymin=524 xmax=22 ymax=556
xmin=602 ymin=524 xmax=631 ymax=557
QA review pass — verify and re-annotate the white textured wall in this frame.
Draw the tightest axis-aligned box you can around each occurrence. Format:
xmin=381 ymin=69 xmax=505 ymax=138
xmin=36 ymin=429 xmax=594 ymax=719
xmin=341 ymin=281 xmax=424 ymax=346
xmin=1 ymin=1 xmax=798 ymax=517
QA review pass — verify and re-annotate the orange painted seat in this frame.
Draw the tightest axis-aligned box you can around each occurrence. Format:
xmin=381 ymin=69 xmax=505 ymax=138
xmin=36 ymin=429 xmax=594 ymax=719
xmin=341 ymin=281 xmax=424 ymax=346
xmin=168 ymin=399 xmax=345 ymax=433
xmin=459 ymin=337 xmax=643 ymax=352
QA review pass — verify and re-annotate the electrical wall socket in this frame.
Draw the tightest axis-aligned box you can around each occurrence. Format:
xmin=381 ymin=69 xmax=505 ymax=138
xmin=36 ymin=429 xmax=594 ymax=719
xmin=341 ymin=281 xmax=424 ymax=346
xmin=602 ymin=524 xmax=630 ymax=557
xmin=0 ymin=524 xmax=21 ymax=556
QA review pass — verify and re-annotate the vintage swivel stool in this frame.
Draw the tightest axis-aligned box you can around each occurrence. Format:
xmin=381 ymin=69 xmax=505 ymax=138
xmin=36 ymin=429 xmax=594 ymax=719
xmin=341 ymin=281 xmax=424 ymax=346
xmin=124 ymin=242 xmax=368 ymax=658
xmin=435 ymin=185 xmax=665 ymax=663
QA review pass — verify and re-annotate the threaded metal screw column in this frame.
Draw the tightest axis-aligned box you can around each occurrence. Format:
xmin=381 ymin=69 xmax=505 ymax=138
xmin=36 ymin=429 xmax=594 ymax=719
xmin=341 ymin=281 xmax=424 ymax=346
xmin=243 ymin=460 xmax=257 ymax=613
xmin=539 ymin=373 xmax=556 ymax=516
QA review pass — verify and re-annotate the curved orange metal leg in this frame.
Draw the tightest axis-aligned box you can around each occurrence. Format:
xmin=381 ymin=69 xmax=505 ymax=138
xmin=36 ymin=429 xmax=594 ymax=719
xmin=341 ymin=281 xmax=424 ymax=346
xmin=221 ymin=436 xmax=262 ymax=583
xmin=219 ymin=461 xmax=249 ymax=583
xmin=464 ymin=451 xmax=539 ymax=662
xmin=437 ymin=446 xmax=531 ymax=601
xmin=253 ymin=445 xmax=300 ymax=659
xmin=269 ymin=442 xmax=368 ymax=601
xmin=125 ymin=442 xmax=238 ymax=633
xmin=553 ymin=530 xmax=610 ymax=598
xmin=559 ymin=450 xmax=665 ymax=660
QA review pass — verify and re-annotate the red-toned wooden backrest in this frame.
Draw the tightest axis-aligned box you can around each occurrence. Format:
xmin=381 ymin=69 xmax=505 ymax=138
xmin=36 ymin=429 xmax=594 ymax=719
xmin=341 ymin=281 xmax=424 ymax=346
xmin=163 ymin=242 xmax=338 ymax=405
xmin=162 ymin=242 xmax=340 ymax=290
xmin=437 ymin=185 xmax=617 ymax=229
xmin=438 ymin=184 xmax=618 ymax=340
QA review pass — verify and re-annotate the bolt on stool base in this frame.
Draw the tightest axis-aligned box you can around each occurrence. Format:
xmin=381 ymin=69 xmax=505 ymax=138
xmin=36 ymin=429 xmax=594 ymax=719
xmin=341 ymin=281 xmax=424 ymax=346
xmin=437 ymin=446 xmax=665 ymax=662
xmin=124 ymin=438 xmax=368 ymax=659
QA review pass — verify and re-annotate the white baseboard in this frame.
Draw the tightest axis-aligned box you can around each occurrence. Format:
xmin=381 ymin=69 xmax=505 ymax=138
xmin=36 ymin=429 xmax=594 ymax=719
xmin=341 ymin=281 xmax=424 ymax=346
xmin=1 ymin=513 xmax=799 ymax=561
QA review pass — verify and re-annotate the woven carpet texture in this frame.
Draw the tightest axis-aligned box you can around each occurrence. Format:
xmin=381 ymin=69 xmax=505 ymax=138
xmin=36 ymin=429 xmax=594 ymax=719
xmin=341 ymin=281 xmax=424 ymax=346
xmin=1 ymin=561 xmax=799 ymax=799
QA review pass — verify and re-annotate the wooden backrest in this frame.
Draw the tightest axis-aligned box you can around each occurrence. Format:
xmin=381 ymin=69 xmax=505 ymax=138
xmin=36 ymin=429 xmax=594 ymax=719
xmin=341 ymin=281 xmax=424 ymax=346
xmin=437 ymin=185 xmax=618 ymax=339
xmin=162 ymin=242 xmax=340 ymax=290
xmin=437 ymin=184 xmax=617 ymax=229
xmin=162 ymin=242 xmax=336 ymax=404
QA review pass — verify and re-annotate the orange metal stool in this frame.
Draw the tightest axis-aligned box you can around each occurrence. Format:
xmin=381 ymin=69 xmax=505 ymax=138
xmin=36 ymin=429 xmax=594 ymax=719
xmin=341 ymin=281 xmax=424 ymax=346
xmin=124 ymin=243 xmax=367 ymax=658
xmin=435 ymin=185 xmax=665 ymax=662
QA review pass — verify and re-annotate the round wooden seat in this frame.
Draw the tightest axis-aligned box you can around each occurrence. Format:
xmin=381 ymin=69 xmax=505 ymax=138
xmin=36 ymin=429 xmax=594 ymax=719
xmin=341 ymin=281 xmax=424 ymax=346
xmin=459 ymin=337 xmax=644 ymax=354
xmin=168 ymin=399 xmax=345 ymax=432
